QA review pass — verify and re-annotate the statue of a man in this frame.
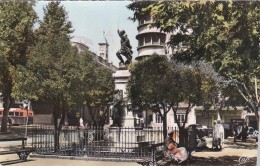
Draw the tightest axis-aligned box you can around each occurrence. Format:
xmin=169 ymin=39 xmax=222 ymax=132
xmin=116 ymin=29 xmax=133 ymax=66
xmin=111 ymin=90 xmax=125 ymax=127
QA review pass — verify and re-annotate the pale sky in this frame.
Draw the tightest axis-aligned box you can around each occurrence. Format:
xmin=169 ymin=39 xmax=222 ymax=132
xmin=34 ymin=1 xmax=138 ymax=67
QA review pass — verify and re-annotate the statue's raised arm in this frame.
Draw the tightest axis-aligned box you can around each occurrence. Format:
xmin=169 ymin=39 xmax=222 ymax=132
xmin=116 ymin=29 xmax=133 ymax=67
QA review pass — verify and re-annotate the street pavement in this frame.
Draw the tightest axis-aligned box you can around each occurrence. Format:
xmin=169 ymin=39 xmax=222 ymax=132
xmin=0 ymin=137 xmax=258 ymax=166
xmin=0 ymin=153 xmax=140 ymax=166
xmin=190 ymin=137 xmax=257 ymax=165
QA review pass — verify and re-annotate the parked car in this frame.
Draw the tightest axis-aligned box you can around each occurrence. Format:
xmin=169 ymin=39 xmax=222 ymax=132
xmin=187 ymin=124 xmax=207 ymax=152
xmin=247 ymin=127 xmax=255 ymax=138
xmin=251 ymin=130 xmax=259 ymax=142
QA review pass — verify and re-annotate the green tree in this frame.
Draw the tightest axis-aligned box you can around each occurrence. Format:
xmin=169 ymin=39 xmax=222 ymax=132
xmin=84 ymin=66 xmax=114 ymax=126
xmin=72 ymin=51 xmax=114 ymax=127
xmin=0 ymin=1 xmax=37 ymax=132
xmin=32 ymin=1 xmax=73 ymax=130
xmin=128 ymin=55 xmax=173 ymax=140
xmin=128 ymin=1 xmax=260 ymax=162
xmin=13 ymin=1 xmax=115 ymax=150
xmin=128 ymin=0 xmax=259 ymax=117
xmin=12 ymin=1 xmax=75 ymax=151
xmin=127 ymin=55 xmax=221 ymax=145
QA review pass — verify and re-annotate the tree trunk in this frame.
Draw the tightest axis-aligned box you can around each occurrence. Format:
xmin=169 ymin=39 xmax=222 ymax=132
xmin=1 ymin=94 xmax=13 ymax=132
xmin=1 ymin=108 xmax=9 ymax=133
xmin=58 ymin=101 xmax=66 ymax=131
xmin=53 ymin=104 xmax=59 ymax=152
xmin=256 ymin=107 xmax=260 ymax=166
xmin=162 ymin=114 xmax=167 ymax=140
xmin=178 ymin=126 xmax=188 ymax=147
xmin=88 ymin=106 xmax=97 ymax=126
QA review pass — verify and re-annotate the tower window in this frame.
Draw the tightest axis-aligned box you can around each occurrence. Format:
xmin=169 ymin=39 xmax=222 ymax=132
xmin=145 ymin=35 xmax=151 ymax=45
xmin=139 ymin=37 xmax=144 ymax=47
xmin=152 ymin=35 xmax=160 ymax=45
xmin=160 ymin=35 xmax=166 ymax=44
xmin=144 ymin=17 xmax=152 ymax=24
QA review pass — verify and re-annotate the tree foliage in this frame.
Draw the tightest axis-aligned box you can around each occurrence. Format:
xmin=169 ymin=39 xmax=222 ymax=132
xmin=12 ymin=1 xmax=114 ymax=127
xmin=128 ymin=0 xmax=259 ymax=116
xmin=12 ymin=1 xmax=114 ymax=150
xmin=11 ymin=2 xmax=75 ymax=151
xmin=127 ymin=54 xmax=222 ymax=143
xmin=74 ymin=52 xmax=114 ymax=126
xmin=0 ymin=1 xmax=37 ymax=132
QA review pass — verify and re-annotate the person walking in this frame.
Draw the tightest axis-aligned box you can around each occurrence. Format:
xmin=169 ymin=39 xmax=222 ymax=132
xmin=212 ymin=120 xmax=224 ymax=150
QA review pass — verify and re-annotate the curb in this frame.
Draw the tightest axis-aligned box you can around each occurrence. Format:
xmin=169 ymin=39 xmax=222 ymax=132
xmin=30 ymin=154 xmax=142 ymax=162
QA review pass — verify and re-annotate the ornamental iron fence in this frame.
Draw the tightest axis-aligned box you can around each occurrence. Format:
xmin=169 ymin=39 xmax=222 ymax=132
xmin=31 ymin=125 xmax=179 ymax=159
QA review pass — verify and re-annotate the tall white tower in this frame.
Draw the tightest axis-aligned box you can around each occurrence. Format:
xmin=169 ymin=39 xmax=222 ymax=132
xmin=136 ymin=16 xmax=172 ymax=59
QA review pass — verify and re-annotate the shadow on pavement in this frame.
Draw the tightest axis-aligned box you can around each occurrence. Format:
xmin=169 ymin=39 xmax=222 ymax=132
xmin=0 ymin=159 xmax=34 ymax=165
xmin=224 ymin=139 xmax=257 ymax=150
xmin=186 ymin=156 xmax=256 ymax=166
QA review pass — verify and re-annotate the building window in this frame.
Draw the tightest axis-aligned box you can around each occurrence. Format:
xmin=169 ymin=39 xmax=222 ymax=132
xmin=145 ymin=35 xmax=152 ymax=45
xmin=160 ymin=35 xmax=166 ymax=45
xmin=177 ymin=114 xmax=186 ymax=124
xmin=139 ymin=19 xmax=144 ymax=25
xmin=152 ymin=35 xmax=160 ymax=45
xmin=9 ymin=112 xmax=14 ymax=116
xmin=144 ymin=17 xmax=152 ymax=24
xmin=139 ymin=17 xmax=153 ymax=25
xmin=155 ymin=114 xmax=162 ymax=123
xmin=139 ymin=37 xmax=144 ymax=47
xmin=138 ymin=34 xmax=166 ymax=47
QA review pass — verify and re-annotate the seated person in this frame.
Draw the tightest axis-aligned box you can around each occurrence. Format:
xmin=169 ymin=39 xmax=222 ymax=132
xmin=164 ymin=130 xmax=188 ymax=163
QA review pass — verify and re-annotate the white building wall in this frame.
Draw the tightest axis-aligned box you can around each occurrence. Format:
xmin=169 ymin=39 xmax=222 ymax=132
xmin=149 ymin=107 xmax=196 ymax=129
xmin=138 ymin=46 xmax=165 ymax=57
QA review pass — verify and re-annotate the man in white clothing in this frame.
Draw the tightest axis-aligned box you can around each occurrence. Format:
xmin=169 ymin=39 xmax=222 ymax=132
xmin=212 ymin=120 xmax=225 ymax=150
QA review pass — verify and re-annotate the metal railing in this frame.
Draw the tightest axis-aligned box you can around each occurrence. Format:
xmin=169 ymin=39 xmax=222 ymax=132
xmin=31 ymin=125 xmax=179 ymax=159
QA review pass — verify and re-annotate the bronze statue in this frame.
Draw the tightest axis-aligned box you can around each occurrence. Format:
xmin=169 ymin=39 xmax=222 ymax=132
xmin=111 ymin=90 xmax=125 ymax=127
xmin=116 ymin=29 xmax=133 ymax=66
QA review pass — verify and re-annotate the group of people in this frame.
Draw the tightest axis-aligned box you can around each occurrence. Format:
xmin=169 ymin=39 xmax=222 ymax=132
xmin=163 ymin=120 xmax=225 ymax=163
xmin=233 ymin=122 xmax=248 ymax=142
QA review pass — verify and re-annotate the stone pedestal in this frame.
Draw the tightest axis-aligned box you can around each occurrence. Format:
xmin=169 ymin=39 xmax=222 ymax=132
xmin=111 ymin=67 xmax=135 ymax=128
xmin=108 ymin=66 xmax=145 ymax=150
xmin=112 ymin=68 xmax=130 ymax=98
xmin=108 ymin=127 xmax=142 ymax=152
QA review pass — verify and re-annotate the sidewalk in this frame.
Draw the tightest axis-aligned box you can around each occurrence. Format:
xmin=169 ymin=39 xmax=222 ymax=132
xmin=190 ymin=137 xmax=257 ymax=165
xmin=0 ymin=152 xmax=140 ymax=166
